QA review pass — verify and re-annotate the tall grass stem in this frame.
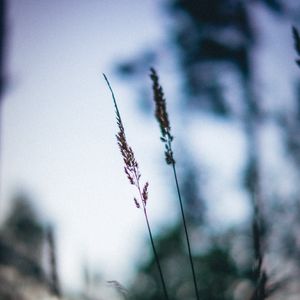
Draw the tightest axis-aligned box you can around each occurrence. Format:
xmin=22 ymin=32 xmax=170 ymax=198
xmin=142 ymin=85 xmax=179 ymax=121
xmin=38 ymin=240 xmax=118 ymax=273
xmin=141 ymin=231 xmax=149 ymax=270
xmin=143 ymin=206 xmax=170 ymax=300
xmin=150 ymin=68 xmax=200 ymax=300
xmin=172 ymin=162 xmax=200 ymax=300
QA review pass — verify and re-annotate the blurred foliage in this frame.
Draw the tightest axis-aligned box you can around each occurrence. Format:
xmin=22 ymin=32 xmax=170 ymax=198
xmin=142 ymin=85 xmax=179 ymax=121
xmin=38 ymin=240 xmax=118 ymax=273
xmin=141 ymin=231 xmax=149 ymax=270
xmin=117 ymin=0 xmax=300 ymax=299
xmin=0 ymin=194 xmax=48 ymax=298
xmin=129 ymin=224 xmax=252 ymax=300
xmin=1 ymin=194 xmax=44 ymax=249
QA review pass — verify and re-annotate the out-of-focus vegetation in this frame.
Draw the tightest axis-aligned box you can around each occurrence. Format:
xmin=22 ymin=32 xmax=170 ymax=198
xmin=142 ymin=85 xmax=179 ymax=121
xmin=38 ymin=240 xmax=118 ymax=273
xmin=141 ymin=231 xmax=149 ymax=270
xmin=117 ymin=0 xmax=300 ymax=299
xmin=0 ymin=194 xmax=123 ymax=299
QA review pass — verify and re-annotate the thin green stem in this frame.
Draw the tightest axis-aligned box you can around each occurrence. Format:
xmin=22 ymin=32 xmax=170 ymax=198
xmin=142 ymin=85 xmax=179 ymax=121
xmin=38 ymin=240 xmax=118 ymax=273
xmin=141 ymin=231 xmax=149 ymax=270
xmin=150 ymin=67 xmax=198 ymax=299
xmin=171 ymin=162 xmax=200 ymax=300
xmin=143 ymin=207 xmax=170 ymax=300
xmin=135 ymin=174 xmax=170 ymax=300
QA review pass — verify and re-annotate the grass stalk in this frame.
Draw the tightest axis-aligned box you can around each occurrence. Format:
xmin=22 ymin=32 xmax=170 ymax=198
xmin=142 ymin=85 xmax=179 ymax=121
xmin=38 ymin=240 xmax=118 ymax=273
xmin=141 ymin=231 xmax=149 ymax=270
xmin=143 ymin=204 xmax=170 ymax=300
xmin=150 ymin=68 xmax=200 ymax=300
xmin=103 ymin=74 xmax=170 ymax=300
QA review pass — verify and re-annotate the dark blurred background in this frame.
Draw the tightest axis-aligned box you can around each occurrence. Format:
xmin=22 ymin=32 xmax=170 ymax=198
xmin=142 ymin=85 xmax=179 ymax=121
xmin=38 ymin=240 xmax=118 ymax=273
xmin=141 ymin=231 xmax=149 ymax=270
xmin=1 ymin=0 xmax=300 ymax=299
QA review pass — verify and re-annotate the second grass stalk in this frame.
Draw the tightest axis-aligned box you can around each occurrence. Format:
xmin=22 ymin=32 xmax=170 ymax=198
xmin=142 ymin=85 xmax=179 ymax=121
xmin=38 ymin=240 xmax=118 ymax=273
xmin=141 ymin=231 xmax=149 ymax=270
xmin=150 ymin=68 xmax=200 ymax=300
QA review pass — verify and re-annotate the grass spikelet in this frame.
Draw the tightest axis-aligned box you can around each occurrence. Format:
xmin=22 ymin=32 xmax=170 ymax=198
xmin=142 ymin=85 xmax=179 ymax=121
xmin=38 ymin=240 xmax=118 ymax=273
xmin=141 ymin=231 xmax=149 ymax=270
xmin=103 ymin=74 xmax=170 ymax=300
xmin=103 ymin=73 xmax=145 ymax=208
xmin=107 ymin=280 xmax=128 ymax=300
xmin=150 ymin=68 xmax=200 ymax=300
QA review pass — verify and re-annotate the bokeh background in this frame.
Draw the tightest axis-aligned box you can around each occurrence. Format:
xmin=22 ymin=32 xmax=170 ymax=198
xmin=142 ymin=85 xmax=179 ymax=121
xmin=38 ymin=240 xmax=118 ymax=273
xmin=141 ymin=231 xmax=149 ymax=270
xmin=1 ymin=0 xmax=300 ymax=299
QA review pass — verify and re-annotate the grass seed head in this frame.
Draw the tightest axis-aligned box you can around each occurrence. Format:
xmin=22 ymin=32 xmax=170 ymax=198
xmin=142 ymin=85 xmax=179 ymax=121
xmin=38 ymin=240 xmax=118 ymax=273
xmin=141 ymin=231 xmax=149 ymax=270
xmin=142 ymin=182 xmax=149 ymax=206
xmin=150 ymin=68 xmax=175 ymax=165
xmin=104 ymin=73 xmax=148 ymax=208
